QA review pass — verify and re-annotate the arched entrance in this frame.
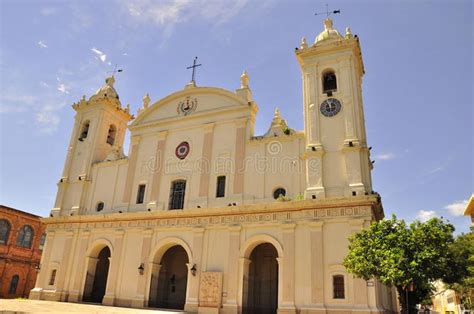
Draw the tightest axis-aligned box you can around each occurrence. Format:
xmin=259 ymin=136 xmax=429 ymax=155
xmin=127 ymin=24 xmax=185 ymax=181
xmin=243 ymin=243 xmax=279 ymax=314
xmin=83 ymin=246 xmax=110 ymax=303
xmin=149 ymin=245 xmax=189 ymax=310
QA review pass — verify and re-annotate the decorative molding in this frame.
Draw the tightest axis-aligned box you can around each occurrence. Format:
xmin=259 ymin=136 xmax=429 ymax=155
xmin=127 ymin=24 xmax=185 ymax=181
xmin=45 ymin=205 xmax=372 ymax=232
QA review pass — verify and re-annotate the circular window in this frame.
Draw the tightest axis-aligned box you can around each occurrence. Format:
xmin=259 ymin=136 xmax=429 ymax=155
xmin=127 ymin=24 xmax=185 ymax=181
xmin=273 ymin=188 xmax=286 ymax=199
xmin=96 ymin=202 xmax=104 ymax=212
xmin=175 ymin=142 xmax=190 ymax=160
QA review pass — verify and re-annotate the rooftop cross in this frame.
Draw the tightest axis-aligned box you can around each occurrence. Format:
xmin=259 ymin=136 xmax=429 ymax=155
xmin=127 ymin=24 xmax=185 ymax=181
xmin=314 ymin=4 xmax=341 ymax=18
xmin=186 ymin=57 xmax=202 ymax=83
xmin=107 ymin=64 xmax=123 ymax=77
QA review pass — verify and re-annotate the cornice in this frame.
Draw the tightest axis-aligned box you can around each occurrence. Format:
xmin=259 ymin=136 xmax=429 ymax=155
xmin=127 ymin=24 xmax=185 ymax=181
xmin=42 ymin=196 xmax=381 ymax=230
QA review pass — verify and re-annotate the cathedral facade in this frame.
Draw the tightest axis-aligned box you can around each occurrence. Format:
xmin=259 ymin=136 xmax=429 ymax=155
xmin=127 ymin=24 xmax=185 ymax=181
xmin=30 ymin=19 xmax=398 ymax=313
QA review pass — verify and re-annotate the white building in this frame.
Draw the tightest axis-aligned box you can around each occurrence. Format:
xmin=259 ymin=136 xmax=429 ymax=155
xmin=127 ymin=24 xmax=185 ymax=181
xmin=30 ymin=18 xmax=398 ymax=314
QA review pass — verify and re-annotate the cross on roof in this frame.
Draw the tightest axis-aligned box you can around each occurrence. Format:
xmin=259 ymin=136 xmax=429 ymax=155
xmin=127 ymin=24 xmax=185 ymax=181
xmin=186 ymin=57 xmax=202 ymax=83
xmin=315 ymin=4 xmax=341 ymax=18
xmin=107 ymin=64 xmax=123 ymax=76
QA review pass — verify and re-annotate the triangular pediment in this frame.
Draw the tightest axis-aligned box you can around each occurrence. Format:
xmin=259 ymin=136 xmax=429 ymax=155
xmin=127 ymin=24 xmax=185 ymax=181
xmin=130 ymin=86 xmax=249 ymax=127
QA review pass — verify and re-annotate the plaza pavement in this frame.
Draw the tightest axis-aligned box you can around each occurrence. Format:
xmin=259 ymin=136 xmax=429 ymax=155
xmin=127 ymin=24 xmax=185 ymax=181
xmin=0 ymin=299 xmax=191 ymax=314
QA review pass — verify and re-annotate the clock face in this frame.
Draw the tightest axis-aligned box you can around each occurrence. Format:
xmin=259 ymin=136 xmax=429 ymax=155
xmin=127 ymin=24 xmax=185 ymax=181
xmin=320 ymin=98 xmax=342 ymax=117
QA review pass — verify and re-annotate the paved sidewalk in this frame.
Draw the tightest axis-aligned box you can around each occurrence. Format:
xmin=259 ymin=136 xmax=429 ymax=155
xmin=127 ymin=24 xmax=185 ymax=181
xmin=0 ymin=299 xmax=190 ymax=314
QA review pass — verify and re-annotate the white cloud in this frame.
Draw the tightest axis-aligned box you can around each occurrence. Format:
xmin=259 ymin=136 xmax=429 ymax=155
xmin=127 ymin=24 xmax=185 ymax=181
xmin=57 ymin=84 xmax=70 ymax=94
xmin=374 ymin=152 xmax=396 ymax=161
xmin=91 ymin=48 xmax=107 ymax=62
xmin=445 ymin=200 xmax=468 ymax=216
xmin=416 ymin=210 xmax=437 ymax=222
xmin=38 ymin=41 xmax=48 ymax=48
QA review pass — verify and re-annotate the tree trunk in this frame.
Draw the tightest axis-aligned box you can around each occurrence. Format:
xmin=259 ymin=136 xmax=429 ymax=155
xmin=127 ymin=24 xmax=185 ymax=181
xmin=397 ymin=286 xmax=417 ymax=314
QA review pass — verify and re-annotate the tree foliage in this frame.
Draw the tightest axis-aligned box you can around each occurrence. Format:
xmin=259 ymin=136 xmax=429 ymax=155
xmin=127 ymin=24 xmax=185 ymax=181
xmin=445 ymin=230 xmax=474 ymax=310
xmin=343 ymin=215 xmax=457 ymax=313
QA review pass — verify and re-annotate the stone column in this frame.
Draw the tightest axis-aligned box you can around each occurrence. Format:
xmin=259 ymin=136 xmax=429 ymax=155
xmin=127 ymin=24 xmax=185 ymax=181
xmin=68 ymin=230 xmax=91 ymax=302
xmin=29 ymin=231 xmax=56 ymax=300
xmin=131 ymin=229 xmax=153 ymax=308
xmin=103 ymin=229 xmax=125 ymax=306
xmin=222 ymin=225 xmax=241 ymax=313
xmin=279 ymin=223 xmax=296 ymax=313
xmin=185 ymin=227 xmax=204 ymax=312
xmin=309 ymin=221 xmax=324 ymax=306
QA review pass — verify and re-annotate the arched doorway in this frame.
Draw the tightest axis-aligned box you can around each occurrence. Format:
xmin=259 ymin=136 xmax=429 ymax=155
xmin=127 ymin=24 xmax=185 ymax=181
xmin=83 ymin=246 xmax=110 ymax=303
xmin=244 ymin=243 xmax=279 ymax=314
xmin=149 ymin=245 xmax=189 ymax=310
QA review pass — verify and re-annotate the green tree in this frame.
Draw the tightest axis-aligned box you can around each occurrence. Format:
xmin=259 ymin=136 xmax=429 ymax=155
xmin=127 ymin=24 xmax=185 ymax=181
xmin=445 ymin=230 xmax=474 ymax=310
xmin=343 ymin=215 xmax=456 ymax=313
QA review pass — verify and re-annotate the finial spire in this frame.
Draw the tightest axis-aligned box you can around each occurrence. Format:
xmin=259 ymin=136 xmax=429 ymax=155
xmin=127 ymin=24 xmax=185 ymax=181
xmin=273 ymin=108 xmax=282 ymax=124
xmin=240 ymin=70 xmax=249 ymax=88
xmin=300 ymin=37 xmax=308 ymax=49
xmin=142 ymin=93 xmax=150 ymax=109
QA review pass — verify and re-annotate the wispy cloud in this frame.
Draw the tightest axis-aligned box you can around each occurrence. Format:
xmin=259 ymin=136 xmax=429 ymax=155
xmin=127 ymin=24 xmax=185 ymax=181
xmin=38 ymin=41 xmax=48 ymax=48
xmin=416 ymin=210 xmax=437 ymax=222
xmin=91 ymin=48 xmax=107 ymax=62
xmin=445 ymin=200 xmax=468 ymax=216
xmin=374 ymin=152 xmax=396 ymax=161
xmin=40 ymin=7 xmax=57 ymax=16
xmin=122 ymin=0 xmax=254 ymax=36
xmin=0 ymin=94 xmax=36 ymax=113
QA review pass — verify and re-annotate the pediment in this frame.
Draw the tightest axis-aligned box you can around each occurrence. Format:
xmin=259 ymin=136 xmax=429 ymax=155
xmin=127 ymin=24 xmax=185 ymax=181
xmin=131 ymin=87 xmax=249 ymax=127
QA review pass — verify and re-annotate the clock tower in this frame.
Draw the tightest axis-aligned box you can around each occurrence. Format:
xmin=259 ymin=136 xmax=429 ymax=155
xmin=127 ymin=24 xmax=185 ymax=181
xmin=296 ymin=18 xmax=373 ymax=199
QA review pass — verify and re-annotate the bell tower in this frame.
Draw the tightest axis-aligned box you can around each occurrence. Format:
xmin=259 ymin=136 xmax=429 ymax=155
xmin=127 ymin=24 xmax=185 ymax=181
xmin=51 ymin=76 xmax=133 ymax=217
xmin=296 ymin=18 xmax=373 ymax=199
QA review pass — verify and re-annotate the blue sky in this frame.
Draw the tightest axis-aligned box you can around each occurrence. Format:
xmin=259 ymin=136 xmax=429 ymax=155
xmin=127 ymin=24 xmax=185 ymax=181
xmin=0 ymin=0 xmax=472 ymax=233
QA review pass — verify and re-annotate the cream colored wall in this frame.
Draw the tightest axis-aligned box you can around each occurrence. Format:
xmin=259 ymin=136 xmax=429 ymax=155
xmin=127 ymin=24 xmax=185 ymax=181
xmin=76 ymin=87 xmax=312 ymax=215
xmin=33 ymin=200 xmax=396 ymax=312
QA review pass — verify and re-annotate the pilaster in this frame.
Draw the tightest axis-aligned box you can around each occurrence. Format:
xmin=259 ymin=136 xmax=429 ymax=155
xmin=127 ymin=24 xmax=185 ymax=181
xmin=279 ymin=223 xmax=296 ymax=313
xmin=102 ymin=229 xmax=125 ymax=306
xmin=222 ymin=225 xmax=241 ymax=313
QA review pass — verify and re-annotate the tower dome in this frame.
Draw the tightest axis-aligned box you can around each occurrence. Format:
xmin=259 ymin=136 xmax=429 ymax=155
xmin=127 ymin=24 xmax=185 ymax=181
xmin=314 ymin=18 xmax=342 ymax=44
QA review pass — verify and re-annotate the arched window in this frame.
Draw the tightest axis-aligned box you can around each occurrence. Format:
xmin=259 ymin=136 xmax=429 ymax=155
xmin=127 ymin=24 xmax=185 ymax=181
xmin=333 ymin=275 xmax=345 ymax=299
xmin=107 ymin=124 xmax=116 ymax=145
xmin=322 ymin=70 xmax=337 ymax=93
xmin=8 ymin=275 xmax=19 ymax=294
xmin=273 ymin=187 xmax=286 ymax=199
xmin=96 ymin=202 xmax=104 ymax=212
xmin=39 ymin=233 xmax=46 ymax=250
xmin=79 ymin=120 xmax=90 ymax=141
xmin=0 ymin=219 xmax=11 ymax=245
xmin=16 ymin=225 xmax=34 ymax=248
xmin=169 ymin=180 xmax=186 ymax=210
